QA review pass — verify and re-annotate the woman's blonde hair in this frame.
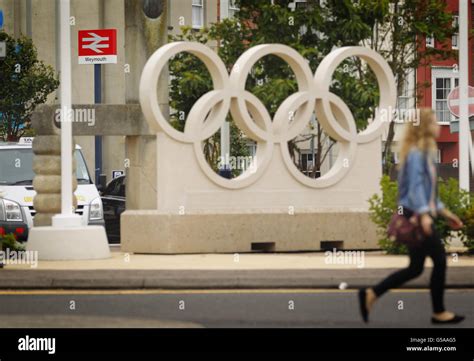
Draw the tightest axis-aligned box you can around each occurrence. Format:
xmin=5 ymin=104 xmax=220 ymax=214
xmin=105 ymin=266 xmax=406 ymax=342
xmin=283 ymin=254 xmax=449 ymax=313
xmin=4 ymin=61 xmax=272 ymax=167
xmin=398 ymin=108 xmax=438 ymax=167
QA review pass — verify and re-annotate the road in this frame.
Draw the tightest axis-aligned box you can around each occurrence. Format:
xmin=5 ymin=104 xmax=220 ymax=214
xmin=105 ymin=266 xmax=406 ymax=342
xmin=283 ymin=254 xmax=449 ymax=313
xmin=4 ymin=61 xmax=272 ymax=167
xmin=0 ymin=289 xmax=472 ymax=328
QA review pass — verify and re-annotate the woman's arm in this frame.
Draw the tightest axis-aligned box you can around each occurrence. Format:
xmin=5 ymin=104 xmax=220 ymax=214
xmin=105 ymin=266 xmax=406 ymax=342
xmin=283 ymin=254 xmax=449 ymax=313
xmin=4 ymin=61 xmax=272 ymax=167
xmin=439 ymin=208 xmax=464 ymax=229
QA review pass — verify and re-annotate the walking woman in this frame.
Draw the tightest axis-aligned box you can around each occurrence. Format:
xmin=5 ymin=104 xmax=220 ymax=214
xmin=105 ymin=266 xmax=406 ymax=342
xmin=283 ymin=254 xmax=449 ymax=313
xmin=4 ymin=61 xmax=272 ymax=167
xmin=359 ymin=108 xmax=465 ymax=324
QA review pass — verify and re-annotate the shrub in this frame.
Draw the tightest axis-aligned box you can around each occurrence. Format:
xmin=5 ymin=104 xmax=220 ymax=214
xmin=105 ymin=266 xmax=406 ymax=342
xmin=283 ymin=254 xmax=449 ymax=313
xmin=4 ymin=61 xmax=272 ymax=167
xmin=368 ymin=175 xmax=406 ymax=254
xmin=368 ymin=175 xmax=472 ymax=254
xmin=461 ymin=206 xmax=474 ymax=253
xmin=437 ymin=178 xmax=472 ymax=248
xmin=0 ymin=233 xmax=26 ymax=252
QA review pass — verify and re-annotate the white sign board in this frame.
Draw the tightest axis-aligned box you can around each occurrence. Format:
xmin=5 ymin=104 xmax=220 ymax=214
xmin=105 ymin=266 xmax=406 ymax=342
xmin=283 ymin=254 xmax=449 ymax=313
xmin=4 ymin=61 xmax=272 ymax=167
xmin=112 ymin=170 xmax=125 ymax=179
xmin=447 ymin=86 xmax=474 ymax=118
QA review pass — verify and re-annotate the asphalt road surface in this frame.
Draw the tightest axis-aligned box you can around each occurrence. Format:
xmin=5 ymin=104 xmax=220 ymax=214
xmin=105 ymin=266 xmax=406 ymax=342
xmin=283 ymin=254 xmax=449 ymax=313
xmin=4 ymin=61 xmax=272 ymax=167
xmin=0 ymin=289 xmax=472 ymax=328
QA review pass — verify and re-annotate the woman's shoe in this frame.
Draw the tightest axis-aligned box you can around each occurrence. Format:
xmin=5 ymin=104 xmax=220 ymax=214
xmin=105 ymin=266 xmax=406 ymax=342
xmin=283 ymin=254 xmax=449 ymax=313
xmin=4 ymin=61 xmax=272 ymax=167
xmin=431 ymin=315 xmax=465 ymax=324
xmin=358 ymin=288 xmax=369 ymax=323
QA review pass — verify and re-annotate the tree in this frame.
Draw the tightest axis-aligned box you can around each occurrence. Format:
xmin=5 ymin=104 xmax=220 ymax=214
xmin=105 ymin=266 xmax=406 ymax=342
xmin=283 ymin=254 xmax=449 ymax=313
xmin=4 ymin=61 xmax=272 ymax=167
xmin=170 ymin=1 xmax=379 ymax=178
xmin=0 ymin=31 xmax=59 ymax=142
xmin=169 ymin=0 xmax=454 ymax=177
xmin=230 ymin=0 xmax=382 ymax=176
xmin=354 ymin=0 xmax=455 ymax=174
xmin=169 ymin=26 xmax=250 ymax=177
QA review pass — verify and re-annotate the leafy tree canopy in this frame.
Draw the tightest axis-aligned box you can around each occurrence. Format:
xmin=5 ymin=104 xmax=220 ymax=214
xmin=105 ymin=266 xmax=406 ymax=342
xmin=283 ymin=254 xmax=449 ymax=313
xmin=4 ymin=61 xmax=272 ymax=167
xmin=0 ymin=31 xmax=59 ymax=142
xmin=169 ymin=0 xmax=455 ymax=175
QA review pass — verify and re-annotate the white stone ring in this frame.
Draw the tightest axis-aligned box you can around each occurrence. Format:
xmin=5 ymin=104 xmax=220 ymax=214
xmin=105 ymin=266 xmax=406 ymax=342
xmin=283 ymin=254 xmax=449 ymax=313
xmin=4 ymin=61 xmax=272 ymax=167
xmin=140 ymin=42 xmax=396 ymax=189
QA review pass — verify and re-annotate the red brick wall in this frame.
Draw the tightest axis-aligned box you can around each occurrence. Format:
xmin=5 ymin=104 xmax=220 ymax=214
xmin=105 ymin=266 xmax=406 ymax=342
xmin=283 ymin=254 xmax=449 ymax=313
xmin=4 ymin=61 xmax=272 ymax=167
xmin=416 ymin=0 xmax=474 ymax=164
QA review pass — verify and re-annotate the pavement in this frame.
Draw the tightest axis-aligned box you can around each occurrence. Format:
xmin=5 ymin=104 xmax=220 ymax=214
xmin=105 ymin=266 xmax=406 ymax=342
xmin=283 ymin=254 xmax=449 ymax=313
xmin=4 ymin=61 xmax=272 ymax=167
xmin=0 ymin=247 xmax=473 ymax=289
xmin=0 ymin=289 xmax=472 ymax=328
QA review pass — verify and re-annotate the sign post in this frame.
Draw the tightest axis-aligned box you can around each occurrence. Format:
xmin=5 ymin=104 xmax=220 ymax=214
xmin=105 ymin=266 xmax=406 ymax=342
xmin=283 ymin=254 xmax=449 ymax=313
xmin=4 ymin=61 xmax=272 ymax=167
xmin=94 ymin=64 xmax=103 ymax=184
xmin=0 ymin=10 xmax=4 ymax=59
xmin=78 ymin=29 xmax=117 ymax=183
xmin=447 ymin=86 xmax=474 ymax=177
xmin=458 ymin=0 xmax=470 ymax=192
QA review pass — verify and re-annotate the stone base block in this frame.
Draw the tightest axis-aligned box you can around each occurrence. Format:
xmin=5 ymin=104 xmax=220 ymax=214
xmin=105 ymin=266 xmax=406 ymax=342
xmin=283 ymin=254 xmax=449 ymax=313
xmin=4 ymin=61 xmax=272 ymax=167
xmin=26 ymin=226 xmax=111 ymax=260
xmin=121 ymin=210 xmax=379 ymax=254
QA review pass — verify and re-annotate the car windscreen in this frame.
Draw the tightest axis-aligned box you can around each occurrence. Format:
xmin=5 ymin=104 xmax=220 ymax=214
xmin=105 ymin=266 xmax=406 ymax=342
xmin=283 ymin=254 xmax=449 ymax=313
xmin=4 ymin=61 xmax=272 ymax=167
xmin=74 ymin=149 xmax=92 ymax=184
xmin=0 ymin=148 xmax=92 ymax=185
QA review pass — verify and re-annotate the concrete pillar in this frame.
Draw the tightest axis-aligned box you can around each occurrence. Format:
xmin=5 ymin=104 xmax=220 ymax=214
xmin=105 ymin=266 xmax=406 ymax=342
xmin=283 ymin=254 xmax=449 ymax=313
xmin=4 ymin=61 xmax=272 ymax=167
xmin=12 ymin=0 xmax=20 ymax=37
xmin=31 ymin=0 xmax=58 ymax=105
xmin=32 ymin=135 xmax=77 ymax=226
xmin=124 ymin=0 xmax=168 ymax=210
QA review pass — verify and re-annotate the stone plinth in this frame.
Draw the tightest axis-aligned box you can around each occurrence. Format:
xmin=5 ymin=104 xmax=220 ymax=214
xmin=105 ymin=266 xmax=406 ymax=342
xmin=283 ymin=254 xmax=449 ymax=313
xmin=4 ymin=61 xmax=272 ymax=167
xmin=121 ymin=210 xmax=379 ymax=254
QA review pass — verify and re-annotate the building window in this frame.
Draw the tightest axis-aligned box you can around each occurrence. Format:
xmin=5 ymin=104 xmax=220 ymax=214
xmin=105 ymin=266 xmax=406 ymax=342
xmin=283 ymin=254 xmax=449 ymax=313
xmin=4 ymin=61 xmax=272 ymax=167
xmin=300 ymin=152 xmax=314 ymax=173
xmin=432 ymin=67 xmax=459 ymax=124
xmin=392 ymin=151 xmax=399 ymax=164
xmin=426 ymin=34 xmax=435 ymax=48
xmin=452 ymin=15 xmax=459 ymax=49
xmin=434 ymin=77 xmax=458 ymax=123
xmin=396 ymin=72 xmax=417 ymax=122
xmin=397 ymin=78 xmax=410 ymax=113
xmin=295 ymin=0 xmax=308 ymax=10
xmin=192 ymin=0 xmax=204 ymax=29
xmin=247 ymin=140 xmax=257 ymax=157
xmin=435 ymin=78 xmax=451 ymax=123
xmin=229 ymin=0 xmax=239 ymax=18
xmin=289 ymin=0 xmax=310 ymax=11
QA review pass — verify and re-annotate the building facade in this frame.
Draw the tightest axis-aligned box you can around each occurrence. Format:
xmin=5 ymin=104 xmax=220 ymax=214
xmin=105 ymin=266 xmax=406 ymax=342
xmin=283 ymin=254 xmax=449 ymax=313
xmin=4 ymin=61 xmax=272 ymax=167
xmin=416 ymin=0 xmax=474 ymax=166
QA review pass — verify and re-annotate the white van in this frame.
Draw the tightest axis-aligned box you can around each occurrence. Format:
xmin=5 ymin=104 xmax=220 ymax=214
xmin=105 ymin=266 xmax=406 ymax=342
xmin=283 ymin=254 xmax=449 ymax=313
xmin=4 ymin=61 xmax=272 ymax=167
xmin=0 ymin=138 xmax=104 ymax=241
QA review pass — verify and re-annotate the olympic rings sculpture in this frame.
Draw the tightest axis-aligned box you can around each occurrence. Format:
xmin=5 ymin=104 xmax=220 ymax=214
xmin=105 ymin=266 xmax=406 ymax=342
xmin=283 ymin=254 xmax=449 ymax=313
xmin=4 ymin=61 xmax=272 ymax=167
xmin=140 ymin=42 xmax=396 ymax=189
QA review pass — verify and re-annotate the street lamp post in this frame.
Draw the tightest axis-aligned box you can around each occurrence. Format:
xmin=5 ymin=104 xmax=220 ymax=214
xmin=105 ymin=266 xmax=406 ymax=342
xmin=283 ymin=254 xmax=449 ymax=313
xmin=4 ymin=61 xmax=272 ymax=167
xmin=459 ymin=0 xmax=470 ymax=192
xmin=53 ymin=0 xmax=81 ymax=226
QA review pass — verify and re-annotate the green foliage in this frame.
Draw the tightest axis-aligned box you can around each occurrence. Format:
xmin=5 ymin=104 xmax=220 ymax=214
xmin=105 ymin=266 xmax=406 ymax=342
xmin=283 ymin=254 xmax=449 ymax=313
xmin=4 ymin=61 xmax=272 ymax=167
xmin=169 ymin=2 xmax=382 ymax=176
xmin=236 ymin=0 xmax=379 ymax=129
xmin=168 ymin=28 xmax=213 ymax=132
xmin=169 ymin=26 xmax=250 ymax=175
xmin=368 ymin=175 xmax=406 ymax=254
xmin=462 ymin=207 xmax=474 ymax=253
xmin=0 ymin=233 xmax=25 ymax=252
xmin=169 ymin=0 xmax=456 ymax=176
xmin=437 ymin=178 xmax=472 ymax=244
xmin=0 ymin=31 xmax=59 ymax=142
xmin=369 ymin=175 xmax=473 ymax=254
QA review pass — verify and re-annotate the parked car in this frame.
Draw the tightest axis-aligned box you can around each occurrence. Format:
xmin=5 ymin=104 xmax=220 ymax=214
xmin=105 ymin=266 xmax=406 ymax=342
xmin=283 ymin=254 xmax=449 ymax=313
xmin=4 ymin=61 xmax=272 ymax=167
xmin=101 ymin=175 xmax=126 ymax=244
xmin=0 ymin=138 xmax=105 ymax=242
